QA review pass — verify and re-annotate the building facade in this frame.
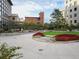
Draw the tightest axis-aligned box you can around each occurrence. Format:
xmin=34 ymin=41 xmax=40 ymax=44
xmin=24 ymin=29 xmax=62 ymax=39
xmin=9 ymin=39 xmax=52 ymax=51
xmin=0 ymin=0 xmax=13 ymax=27
xmin=8 ymin=14 xmax=20 ymax=22
xmin=25 ymin=12 xmax=44 ymax=25
xmin=60 ymin=9 xmax=65 ymax=18
xmin=65 ymin=0 xmax=79 ymax=25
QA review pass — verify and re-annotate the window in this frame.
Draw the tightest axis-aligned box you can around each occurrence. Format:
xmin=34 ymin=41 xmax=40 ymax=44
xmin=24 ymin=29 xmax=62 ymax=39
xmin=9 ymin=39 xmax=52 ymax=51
xmin=70 ymin=20 xmax=72 ymax=24
xmin=70 ymin=9 xmax=72 ymax=12
xmin=74 ymin=20 xmax=77 ymax=23
xmin=74 ymin=13 xmax=77 ymax=17
xmin=74 ymin=7 xmax=77 ymax=11
xmin=70 ymin=15 xmax=72 ymax=18
xmin=37 ymin=22 xmax=40 ymax=24
xmin=12 ymin=17 xmax=15 ymax=20
xmin=66 ymin=15 xmax=68 ymax=17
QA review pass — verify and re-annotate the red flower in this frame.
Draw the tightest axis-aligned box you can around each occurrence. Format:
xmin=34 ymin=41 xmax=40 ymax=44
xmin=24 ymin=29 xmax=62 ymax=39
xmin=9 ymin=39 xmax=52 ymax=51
xmin=33 ymin=32 xmax=45 ymax=37
xmin=55 ymin=34 xmax=79 ymax=41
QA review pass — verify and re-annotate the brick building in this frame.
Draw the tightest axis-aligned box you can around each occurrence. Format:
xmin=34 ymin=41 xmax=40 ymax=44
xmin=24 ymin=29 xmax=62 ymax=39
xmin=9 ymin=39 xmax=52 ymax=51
xmin=25 ymin=12 xmax=44 ymax=25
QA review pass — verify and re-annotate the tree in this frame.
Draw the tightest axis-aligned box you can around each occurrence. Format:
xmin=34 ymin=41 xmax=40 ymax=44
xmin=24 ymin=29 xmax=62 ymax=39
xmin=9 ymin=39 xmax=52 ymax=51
xmin=75 ymin=23 xmax=79 ymax=30
xmin=48 ymin=22 xmax=55 ymax=30
xmin=0 ymin=43 xmax=23 ymax=59
xmin=44 ymin=23 xmax=49 ymax=29
xmin=50 ymin=9 xmax=68 ymax=30
xmin=1 ymin=20 xmax=21 ymax=32
xmin=21 ymin=23 xmax=44 ymax=30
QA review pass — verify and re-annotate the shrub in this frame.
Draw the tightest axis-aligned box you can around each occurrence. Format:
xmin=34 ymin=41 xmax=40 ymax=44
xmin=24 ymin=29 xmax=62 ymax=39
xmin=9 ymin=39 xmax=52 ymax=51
xmin=0 ymin=43 xmax=23 ymax=59
xmin=55 ymin=34 xmax=79 ymax=41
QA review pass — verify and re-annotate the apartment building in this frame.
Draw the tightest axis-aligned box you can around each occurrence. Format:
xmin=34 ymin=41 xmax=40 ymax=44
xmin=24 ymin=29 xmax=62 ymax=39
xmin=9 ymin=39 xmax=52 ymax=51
xmin=60 ymin=9 xmax=65 ymax=18
xmin=0 ymin=0 xmax=13 ymax=27
xmin=25 ymin=12 xmax=44 ymax=25
xmin=65 ymin=0 xmax=79 ymax=25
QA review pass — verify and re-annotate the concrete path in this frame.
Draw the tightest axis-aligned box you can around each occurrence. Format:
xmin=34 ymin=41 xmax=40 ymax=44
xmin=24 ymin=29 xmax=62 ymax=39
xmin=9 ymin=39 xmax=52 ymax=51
xmin=0 ymin=33 xmax=79 ymax=59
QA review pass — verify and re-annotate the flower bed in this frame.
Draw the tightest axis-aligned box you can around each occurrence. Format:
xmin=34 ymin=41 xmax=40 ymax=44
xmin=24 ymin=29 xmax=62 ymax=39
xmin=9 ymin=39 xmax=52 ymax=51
xmin=55 ymin=34 xmax=79 ymax=41
xmin=33 ymin=32 xmax=45 ymax=37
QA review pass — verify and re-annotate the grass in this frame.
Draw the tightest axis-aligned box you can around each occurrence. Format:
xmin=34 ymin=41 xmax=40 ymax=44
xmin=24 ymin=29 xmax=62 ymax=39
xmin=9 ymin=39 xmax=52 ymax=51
xmin=44 ymin=31 xmax=79 ymax=35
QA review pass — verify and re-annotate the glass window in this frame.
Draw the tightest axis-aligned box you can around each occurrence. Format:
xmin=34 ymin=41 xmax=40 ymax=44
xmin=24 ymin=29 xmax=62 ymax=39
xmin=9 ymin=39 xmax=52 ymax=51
xmin=70 ymin=20 xmax=72 ymax=24
xmin=74 ymin=7 xmax=77 ymax=11
xmin=66 ymin=15 xmax=68 ymax=17
xmin=70 ymin=9 xmax=72 ymax=12
xmin=74 ymin=20 xmax=77 ymax=23
xmin=70 ymin=15 xmax=72 ymax=18
xmin=74 ymin=13 xmax=77 ymax=17
xmin=12 ymin=17 xmax=15 ymax=20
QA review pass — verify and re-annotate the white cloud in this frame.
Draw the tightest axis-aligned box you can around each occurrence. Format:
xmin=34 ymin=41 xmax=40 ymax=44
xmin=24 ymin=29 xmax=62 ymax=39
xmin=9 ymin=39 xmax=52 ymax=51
xmin=43 ymin=2 xmax=57 ymax=9
xmin=12 ymin=1 xmax=43 ymax=18
xmin=12 ymin=0 xmax=58 ymax=18
xmin=12 ymin=0 xmax=64 ymax=23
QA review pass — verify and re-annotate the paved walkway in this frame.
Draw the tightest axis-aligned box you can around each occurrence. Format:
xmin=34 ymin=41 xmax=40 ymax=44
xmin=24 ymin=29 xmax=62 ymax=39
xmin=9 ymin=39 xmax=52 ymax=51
xmin=0 ymin=33 xmax=79 ymax=59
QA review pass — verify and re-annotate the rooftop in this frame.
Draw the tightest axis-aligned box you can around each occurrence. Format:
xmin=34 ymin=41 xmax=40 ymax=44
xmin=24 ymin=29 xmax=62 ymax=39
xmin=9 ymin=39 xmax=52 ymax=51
xmin=25 ymin=17 xmax=40 ymax=20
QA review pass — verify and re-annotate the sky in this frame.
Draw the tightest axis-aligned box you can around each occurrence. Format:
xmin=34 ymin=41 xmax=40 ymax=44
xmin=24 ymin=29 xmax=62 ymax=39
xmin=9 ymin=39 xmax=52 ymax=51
xmin=12 ymin=0 xmax=64 ymax=23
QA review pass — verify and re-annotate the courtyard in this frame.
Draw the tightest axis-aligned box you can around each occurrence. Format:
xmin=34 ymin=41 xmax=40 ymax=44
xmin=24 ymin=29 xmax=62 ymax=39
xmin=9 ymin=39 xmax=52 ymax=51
xmin=0 ymin=33 xmax=79 ymax=59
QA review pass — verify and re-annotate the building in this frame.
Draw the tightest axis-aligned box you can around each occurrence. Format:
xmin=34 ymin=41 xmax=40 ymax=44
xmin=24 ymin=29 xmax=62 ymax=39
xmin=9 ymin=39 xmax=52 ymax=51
xmin=64 ymin=0 xmax=79 ymax=25
xmin=18 ymin=18 xmax=25 ymax=24
xmin=8 ymin=14 xmax=20 ymax=22
xmin=60 ymin=9 xmax=65 ymax=18
xmin=0 ymin=0 xmax=13 ymax=27
xmin=25 ymin=12 xmax=44 ymax=25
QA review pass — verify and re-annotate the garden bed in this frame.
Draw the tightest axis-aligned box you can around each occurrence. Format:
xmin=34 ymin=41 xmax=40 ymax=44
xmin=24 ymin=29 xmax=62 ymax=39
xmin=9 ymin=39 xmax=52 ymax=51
xmin=55 ymin=34 xmax=79 ymax=41
xmin=33 ymin=32 xmax=79 ymax=43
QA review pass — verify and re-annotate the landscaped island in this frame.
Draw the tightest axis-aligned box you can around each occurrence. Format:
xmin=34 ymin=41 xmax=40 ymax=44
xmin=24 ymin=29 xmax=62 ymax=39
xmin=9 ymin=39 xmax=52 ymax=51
xmin=33 ymin=31 xmax=79 ymax=41
xmin=44 ymin=31 xmax=79 ymax=41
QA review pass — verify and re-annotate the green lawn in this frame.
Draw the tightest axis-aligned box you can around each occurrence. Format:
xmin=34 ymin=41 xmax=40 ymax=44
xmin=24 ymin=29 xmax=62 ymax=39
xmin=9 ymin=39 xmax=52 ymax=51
xmin=44 ymin=31 xmax=79 ymax=35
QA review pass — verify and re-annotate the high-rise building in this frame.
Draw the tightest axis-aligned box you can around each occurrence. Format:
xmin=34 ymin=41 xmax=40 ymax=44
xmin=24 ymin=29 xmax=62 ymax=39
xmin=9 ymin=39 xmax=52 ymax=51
xmin=0 ymin=0 xmax=13 ymax=27
xmin=64 ymin=0 xmax=79 ymax=25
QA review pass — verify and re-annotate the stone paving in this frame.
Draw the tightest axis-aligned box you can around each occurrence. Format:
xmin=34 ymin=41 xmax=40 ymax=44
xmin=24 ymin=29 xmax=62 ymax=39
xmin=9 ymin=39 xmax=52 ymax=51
xmin=0 ymin=33 xmax=79 ymax=59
